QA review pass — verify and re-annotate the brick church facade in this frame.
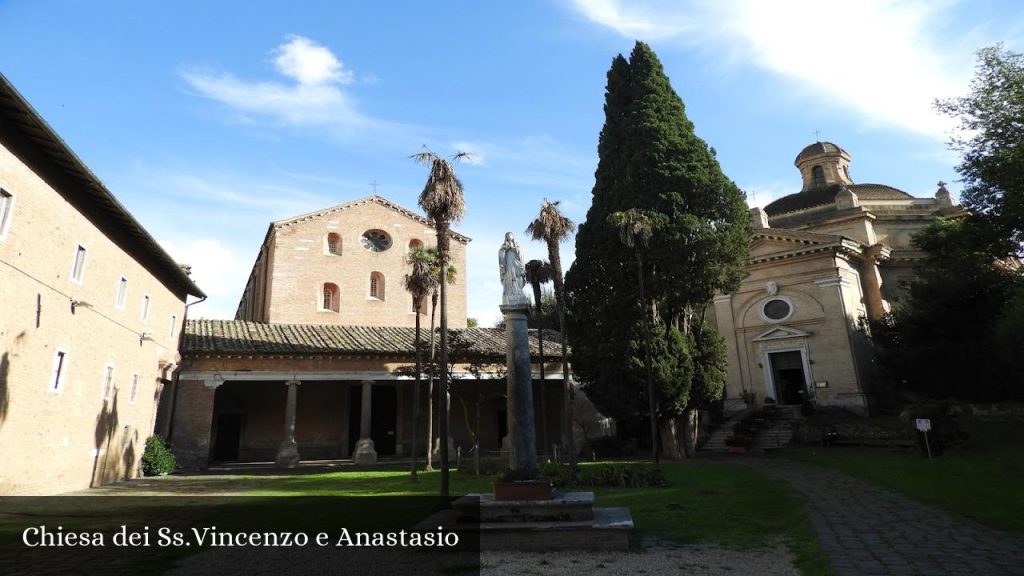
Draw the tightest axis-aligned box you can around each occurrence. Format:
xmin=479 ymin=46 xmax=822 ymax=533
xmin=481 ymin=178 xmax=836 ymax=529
xmin=168 ymin=196 xmax=567 ymax=468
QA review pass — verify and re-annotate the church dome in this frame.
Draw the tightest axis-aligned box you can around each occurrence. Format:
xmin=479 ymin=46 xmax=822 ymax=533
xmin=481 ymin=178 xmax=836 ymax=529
xmin=764 ymin=183 xmax=914 ymax=216
xmin=795 ymin=141 xmax=848 ymax=165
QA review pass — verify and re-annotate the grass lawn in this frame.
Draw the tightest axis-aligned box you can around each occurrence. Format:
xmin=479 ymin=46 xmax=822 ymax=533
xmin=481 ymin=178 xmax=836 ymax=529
xmin=0 ymin=460 xmax=832 ymax=575
xmin=244 ymin=460 xmax=832 ymax=575
xmin=781 ymin=420 xmax=1024 ymax=537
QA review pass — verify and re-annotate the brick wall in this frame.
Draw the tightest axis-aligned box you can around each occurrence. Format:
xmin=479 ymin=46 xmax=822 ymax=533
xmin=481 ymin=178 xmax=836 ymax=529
xmin=237 ymin=198 xmax=468 ymax=328
xmin=0 ymin=141 xmax=188 ymax=495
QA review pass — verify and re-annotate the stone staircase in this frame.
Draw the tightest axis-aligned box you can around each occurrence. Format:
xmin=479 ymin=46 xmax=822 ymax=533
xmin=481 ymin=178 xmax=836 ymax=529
xmin=700 ymin=405 xmax=799 ymax=453
xmin=752 ymin=414 xmax=795 ymax=450
xmin=418 ymin=491 xmax=634 ymax=551
xmin=700 ymin=409 xmax=752 ymax=452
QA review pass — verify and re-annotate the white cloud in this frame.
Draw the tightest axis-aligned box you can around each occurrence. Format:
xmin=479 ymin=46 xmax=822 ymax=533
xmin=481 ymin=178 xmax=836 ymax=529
xmin=162 ymin=238 xmax=251 ymax=320
xmin=159 ymin=171 xmax=327 ymax=216
xmin=570 ymin=0 xmax=977 ymax=139
xmin=571 ymin=0 xmax=701 ymax=40
xmin=742 ymin=180 xmax=796 ymax=209
xmin=272 ymin=35 xmax=353 ymax=86
xmin=181 ymin=35 xmax=372 ymax=130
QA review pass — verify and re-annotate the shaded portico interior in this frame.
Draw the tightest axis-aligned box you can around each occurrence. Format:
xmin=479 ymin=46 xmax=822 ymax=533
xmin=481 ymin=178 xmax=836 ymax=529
xmin=165 ymin=320 xmax=567 ymax=468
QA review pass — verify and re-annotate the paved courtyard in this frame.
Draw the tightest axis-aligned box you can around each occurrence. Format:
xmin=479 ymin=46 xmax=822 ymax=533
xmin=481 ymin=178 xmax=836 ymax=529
xmin=750 ymin=458 xmax=1024 ymax=576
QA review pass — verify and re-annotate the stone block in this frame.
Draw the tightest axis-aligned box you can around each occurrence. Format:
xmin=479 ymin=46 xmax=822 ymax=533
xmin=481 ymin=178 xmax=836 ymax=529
xmin=353 ymin=438 xmax=377 ymax=465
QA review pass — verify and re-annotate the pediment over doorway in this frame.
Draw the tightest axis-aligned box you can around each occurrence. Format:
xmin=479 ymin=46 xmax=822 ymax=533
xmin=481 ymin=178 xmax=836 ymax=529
xmin=752 ymin=325 xmax=810 ymax=342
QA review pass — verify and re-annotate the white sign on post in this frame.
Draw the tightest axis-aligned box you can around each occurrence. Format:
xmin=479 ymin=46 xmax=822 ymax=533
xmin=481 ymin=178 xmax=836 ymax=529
xmin=915 ymin=418 xmax=931 ymax=432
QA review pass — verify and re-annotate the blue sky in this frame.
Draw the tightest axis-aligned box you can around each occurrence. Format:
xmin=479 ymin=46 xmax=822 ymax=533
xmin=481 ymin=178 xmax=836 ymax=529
xmin=2 ymin=1 xmax=1021 ymax=324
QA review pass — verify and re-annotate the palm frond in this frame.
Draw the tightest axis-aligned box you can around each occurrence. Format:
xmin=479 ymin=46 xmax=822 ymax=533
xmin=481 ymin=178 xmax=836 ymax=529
xmin=404 ymin=246 xmax=438 ymax=299
xmin=526 ymin=197 xmax=576 ymax=242
xmin=414 ymin=149 xmax=466 ymax=224
xmin=524 ymin=259 xmax=555 ymax=284
xmin=607 ymin=208 xmax=659 ymax=248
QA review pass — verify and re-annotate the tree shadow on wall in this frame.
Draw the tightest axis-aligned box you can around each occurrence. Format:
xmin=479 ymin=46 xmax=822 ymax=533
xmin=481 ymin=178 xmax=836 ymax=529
xmin=0 ymin=330 xmax=25 ymax=431
xmin=122 ymin=427 xmax=138 ymax=481
xmin=91 ymin=394 xmax=120 ymax=487
xmin=0 ymin=352 xmax=10 ymax=430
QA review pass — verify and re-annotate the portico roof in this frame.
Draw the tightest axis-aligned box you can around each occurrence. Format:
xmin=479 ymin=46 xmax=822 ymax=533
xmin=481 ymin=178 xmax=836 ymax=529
xmin=183 ymin=319 xmax=566 ymax=360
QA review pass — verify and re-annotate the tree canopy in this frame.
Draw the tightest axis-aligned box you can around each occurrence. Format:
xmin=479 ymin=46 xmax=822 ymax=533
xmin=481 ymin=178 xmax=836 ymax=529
xmin=565 ymin=41 xmax=749 ymax=426
xmin=865 ymin=45 xmax=1024 ymax=404
xmin=867 ymin=219 xmax=1024 ymax=402
xmin=936 ymin=44 xmax=1024 ymax=258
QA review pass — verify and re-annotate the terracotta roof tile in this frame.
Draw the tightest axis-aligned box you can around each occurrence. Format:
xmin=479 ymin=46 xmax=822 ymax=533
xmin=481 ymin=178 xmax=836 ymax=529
xmin=184 ymin=320 xmax=566 ymax=360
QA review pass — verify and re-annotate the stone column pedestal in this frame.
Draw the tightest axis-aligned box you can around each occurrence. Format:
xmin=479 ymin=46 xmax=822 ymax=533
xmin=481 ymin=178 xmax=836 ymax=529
xmin=275 ymin=380 xmax=301 ymax=468
xmin=501 ymin=303 xmax=537 ymax=475
xmin=353 ymin=380 xmax=377 ymax=465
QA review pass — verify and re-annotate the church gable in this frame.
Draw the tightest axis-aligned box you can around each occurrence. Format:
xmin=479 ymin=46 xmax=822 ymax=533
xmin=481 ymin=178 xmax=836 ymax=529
xmin=752 ymin=325 xmax=810 ymax=342
xmin=750 ymin=230 xmax=845 ymax=260
xmin=272 ymin=195 xmax=470 ymax=244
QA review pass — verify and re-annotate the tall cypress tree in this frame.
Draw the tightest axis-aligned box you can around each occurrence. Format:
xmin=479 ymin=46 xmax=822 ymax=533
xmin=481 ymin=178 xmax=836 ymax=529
xmin=565 ymin=41 xmax=749 ymax=429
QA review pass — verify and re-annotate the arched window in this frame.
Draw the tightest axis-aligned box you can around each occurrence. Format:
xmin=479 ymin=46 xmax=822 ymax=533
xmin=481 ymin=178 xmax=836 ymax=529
xmin=812 ymin=165 xmax=826 ymax=187
xmin=409 ymin=239 xmax=424 ymax=250
xmin=370 ymin=272 xmax=385 ymax=300
xmin=326 ymin=233 xmax=342 ymax=256
xmin=321 ymin=283 xmax=340 ymax=312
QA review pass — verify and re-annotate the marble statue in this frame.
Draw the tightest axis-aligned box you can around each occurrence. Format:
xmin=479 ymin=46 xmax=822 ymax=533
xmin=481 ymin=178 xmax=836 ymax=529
xmin=499 ymin=232 xmax=528 ymax=306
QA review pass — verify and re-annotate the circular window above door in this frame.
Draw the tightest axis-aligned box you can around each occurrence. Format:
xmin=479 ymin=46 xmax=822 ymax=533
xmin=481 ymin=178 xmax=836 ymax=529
xmin=361 ymin=229 xmax=392 ymax=252
xmin=761 ymin=297 xmax=793 ymax=322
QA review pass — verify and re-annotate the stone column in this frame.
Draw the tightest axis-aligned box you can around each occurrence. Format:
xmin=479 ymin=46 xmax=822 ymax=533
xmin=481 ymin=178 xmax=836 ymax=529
xmin=501 ymin=303 xmax=537 ymax=475
xmin=274 ymin=380 xmax=301 ymax=468
xmin=353 ymin=380 xmax=378 ymax=465
xmin=861 ymin=244 xmax=891 ymax=321
xmin=170 ymin=379 xmax=219 ymax=469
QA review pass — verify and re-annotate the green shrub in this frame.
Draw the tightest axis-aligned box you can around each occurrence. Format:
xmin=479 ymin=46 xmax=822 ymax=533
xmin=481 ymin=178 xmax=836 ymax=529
xmin=538 ymin=462 xmax=665 ymax=488
xmin=141 ymin=435 xmax=176 ymax=476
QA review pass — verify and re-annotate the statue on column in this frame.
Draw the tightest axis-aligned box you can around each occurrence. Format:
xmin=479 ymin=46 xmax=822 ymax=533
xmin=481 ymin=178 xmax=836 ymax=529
xmin=498 ymin=232 xmax=539 ymax=480
xmin=499 ymin=232 xmax=528 ymax=307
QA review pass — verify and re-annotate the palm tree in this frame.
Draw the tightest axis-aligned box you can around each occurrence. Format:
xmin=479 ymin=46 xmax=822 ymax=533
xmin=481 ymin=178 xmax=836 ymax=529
xmin=526 ymin=199 xmax=576 ymax=469
xmin=424 ymin=248 xmax=456 ymax=472
xmin=403 ymin=246 xmax=436 ymax=481
xmin=413 ymin=149 xmax=467 ymax=500
xmin=524 ymin=259 xmax=555 ymax=454
xmin=607 ymin=208 xmax=660 ymax=466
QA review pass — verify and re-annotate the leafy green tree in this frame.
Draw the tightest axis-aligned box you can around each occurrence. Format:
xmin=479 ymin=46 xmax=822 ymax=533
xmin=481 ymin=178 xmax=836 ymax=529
xmin=868 ymin=219 xmax=1023 ymax=402
xmin=565 ymin=41 xmax=749 ymax=438
xmin=608 ymin=208 xmax=663 ymax=465
xmin=866 ymin=45 xmax=1024 ymax=405
xmin=413 ymin=150 xmax=467 ymax=498
xmin=936 ymin=44 xmax=1024 ymax=258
